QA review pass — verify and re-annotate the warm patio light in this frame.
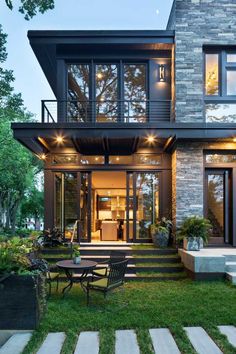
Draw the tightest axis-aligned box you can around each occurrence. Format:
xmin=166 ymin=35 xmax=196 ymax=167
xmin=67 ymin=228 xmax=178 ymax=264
xmin=40 ymin=153 xmax=47 ymax=160
xmin=158 ymin=64 xmax=166 ymax=82
xmin=116 ymin=157 xmax=120 ymax=161
xmin=233 ymin=138 xmax=236 ymax=142
xmin=55 ymin=136 xmax=64 ymax=144
xmin=147 ymin=135 xmax=155 ymax=143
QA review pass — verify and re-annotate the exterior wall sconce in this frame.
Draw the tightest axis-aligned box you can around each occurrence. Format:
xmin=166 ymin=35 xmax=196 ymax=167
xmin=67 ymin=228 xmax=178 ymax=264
xmin=158 ymin=64 xmax=166 ymax=82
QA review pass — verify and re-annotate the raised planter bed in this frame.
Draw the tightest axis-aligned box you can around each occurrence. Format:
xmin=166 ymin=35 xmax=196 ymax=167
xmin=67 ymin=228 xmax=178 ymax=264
xmin=0 ymin=273 xmax=46 ymax=330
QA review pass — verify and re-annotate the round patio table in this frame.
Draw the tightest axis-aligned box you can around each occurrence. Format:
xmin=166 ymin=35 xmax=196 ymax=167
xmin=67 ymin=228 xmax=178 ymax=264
xmin=56 ymin=259 xmax=97 ymax=296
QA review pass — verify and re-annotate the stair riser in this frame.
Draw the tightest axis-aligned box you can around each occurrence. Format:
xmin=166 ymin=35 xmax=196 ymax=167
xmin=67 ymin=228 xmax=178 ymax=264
xmin=80 ymin=249 xmax=177 ymax=256
xmin=225 ymin=255 xmax=236 ymax=262
xmin=226 ymin=273 xmax=236 ymax=285
xmin=226 ymin=265 xmax=236 ymax=272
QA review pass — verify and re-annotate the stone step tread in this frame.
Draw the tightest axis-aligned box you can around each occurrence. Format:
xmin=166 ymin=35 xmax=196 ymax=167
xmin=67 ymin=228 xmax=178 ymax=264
xmin=74 ymin=331 xmax=99 ymax=354
xmin=149 ymin=328 xmax=181 ymax=354
xmin=184 ymin=327 xmax=223 ymax=354
xmin=218 ymin=325 xmax=236 ymax=348
xmin=0 ymin=333 xmax=32 ymax=354
xmin=115 ymin=330 xmax=140 ymax=354
xmin=36 ymin=332 xmax=66 ymax=354
xmin=225 ymin=261 xmax=236 ymax=265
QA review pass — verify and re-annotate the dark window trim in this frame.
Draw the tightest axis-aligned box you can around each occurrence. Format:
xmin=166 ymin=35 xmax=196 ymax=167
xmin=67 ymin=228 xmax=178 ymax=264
xmin=204 ymin=49 xmax=236 ymax=100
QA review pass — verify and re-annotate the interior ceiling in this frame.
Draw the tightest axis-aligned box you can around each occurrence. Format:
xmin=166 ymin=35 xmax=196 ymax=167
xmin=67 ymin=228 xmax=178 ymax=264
xmin=92 ymin=171 xmax=126 ymax=189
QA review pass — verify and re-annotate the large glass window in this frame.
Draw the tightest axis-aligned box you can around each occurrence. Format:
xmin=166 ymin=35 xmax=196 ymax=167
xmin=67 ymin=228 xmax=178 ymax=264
xmin=205 ymin=103 xmax=236 ymax=123
xmin=136 ymin=172 xmax=159 ymax=239
xmin=124 ymin=64 xmax=147 ymax=122
xmin=68 ymin=64 xmax=90 ymax=122
xmin=205 ymin=54 xmax=219 ymax=96
xmin=67 ymin=62 xmax=147 ymax=122
xmin=227 ymin=70 xmax=236 ymax=96
xmin=96 ymin=64 xmax=118 ymax=122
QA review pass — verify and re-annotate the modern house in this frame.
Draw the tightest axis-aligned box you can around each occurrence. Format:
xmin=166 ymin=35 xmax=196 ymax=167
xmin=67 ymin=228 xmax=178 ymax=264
xmin=12 ymin=0 xmax=236 ymax=247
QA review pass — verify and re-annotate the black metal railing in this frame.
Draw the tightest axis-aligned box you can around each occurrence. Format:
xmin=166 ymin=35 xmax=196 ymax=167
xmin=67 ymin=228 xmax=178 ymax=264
xmin=41 ymin=100 xmax=172 ymax=123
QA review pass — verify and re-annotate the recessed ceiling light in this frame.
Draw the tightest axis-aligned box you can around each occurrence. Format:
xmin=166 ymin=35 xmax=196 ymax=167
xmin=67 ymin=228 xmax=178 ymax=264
xmin=55 ymin=136 xmax=64 ymax=144
xmin=147 ymin=135 xmax=156 ymax=143
xmin=156 ymin=9 xmax=160 ymax=15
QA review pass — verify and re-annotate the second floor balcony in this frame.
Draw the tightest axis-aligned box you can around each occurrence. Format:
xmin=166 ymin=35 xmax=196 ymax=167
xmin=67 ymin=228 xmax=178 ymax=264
xmin=42 ymin=99 xmax=172 ymax=124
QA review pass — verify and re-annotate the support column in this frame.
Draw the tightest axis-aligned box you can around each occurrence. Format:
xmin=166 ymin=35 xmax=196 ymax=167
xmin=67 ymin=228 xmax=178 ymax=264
xmin=172 ymin=143 xmax=204 ymax=230
xmin=44 ymin=170 xmax=54 ymax=229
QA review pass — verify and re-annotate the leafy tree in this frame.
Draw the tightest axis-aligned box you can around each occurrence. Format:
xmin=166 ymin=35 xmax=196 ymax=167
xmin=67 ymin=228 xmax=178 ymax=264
xmin=20 ymin=187 xmax=44 ymax=230
xmin=4 ymin=0 xmax=54 ymax=20
xmin=0 ymin=26 xmax=43 ymax=232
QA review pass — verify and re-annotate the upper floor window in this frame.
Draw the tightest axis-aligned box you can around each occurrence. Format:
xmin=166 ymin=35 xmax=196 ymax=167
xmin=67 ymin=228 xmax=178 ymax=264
xmin=205 ymin=49 xmax=236 ymax=123
xmin=67 ymin=62 xmax=147 ymax=123
xmin=205 ymin=50 xmax=236 ymax=97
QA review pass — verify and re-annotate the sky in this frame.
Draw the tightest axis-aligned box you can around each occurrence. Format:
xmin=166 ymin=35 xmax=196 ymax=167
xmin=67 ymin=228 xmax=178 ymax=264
xmin=1 ymin=0 xmax=173 ymax=120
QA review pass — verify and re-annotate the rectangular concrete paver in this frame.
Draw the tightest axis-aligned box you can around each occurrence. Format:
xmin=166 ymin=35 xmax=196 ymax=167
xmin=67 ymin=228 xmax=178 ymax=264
xmin=74 ymin=331 xmax=99 ymax=354
xmin=0 ymin=333 xmax=32 ymax=354
xmin=184 ymin=327 xmax=223 ymax=354
xmin=37 ymin=332 xmax=66 ymax=354
xmin=115 ymin=330 xmax=140 ymax=354
xmin=149 ymin=328 xmax=180 ymax=354
xmin=218 ymin=326 xmax=236 ymax=348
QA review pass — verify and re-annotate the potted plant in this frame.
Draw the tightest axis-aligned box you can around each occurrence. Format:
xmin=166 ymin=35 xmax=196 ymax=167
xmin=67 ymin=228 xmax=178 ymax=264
xmin=73 ymin=246 xmax=81 ymax=264
xmin=150 ymin=217 xmax=172 ymax=248
xmin=177 ymin=216 xmax=212 ymax=251
xmin=0 ymin=237 xmax=47 ymax=329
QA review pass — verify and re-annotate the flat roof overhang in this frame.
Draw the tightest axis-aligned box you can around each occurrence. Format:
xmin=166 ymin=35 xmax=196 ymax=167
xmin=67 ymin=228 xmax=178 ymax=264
xmin=12 ymin=122 xmax=236 ymax=156
xmin=28 ymin=30 xmax=175 ymax=96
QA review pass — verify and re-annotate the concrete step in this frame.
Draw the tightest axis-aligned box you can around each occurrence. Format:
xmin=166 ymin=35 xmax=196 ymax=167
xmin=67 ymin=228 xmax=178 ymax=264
xmin=225 ymin=262 xmax=236 ymax=272
xmin=0 ymin=333 xmax=32 ymax=354
xmin=149 ymin=328 xmax=180 ymax=354
xmin=36 ymin=332 xmax=66 ymax=354
xmin=225 ymin=254 xmax=236 ymax=262
xmin=226 ymin=272 xmax=236 ymax=285
xmin=184 ymin=327 xmax=223 ymax=354
xmin=115 ymin=330 xmax=140 ymax=354
xmin=218 ymin=325 xmax=236 ymax=348
xmin=74 ymin=331 xmax=99 ymax=354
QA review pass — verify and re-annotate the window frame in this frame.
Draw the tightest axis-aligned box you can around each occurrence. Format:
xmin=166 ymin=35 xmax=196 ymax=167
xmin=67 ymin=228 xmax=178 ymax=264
xmin=204 ymin=49 xmax=236 ymax=101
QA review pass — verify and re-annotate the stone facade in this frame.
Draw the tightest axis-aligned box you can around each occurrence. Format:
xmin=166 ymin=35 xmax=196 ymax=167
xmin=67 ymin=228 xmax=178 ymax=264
xmin=167 ymin=0 xmax=236 ymax=123
xmin=168 ymin=0 xmax=236 ymax=228
xmin=172 ymin=143 xmax=204 ymax=228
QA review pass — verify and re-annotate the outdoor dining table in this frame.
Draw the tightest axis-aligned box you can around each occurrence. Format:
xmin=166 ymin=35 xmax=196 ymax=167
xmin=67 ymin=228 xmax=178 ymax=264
xmin=56 ymin=259 xmax=97 ymax=296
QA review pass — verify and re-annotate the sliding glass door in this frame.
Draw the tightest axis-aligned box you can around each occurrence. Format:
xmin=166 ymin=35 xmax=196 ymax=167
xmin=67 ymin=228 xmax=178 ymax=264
xmin=126 ymin=172 xmax=160 ymax=242
xmin=54 ymin=172 xmax=91 ymax=242
xmin=205 ymin=169 xmax=231 ymax=244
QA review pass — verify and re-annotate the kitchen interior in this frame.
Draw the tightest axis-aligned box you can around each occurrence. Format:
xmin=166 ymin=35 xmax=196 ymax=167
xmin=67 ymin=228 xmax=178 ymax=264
xmin=91 ymin=171 xmax=132 ymax=241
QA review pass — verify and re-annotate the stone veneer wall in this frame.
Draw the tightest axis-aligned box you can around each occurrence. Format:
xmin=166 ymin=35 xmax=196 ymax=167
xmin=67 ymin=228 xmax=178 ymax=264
xmin=167 ymin=0 xmax=236 ymax=123
xmin=168 ymin=0 xmax=236 ymax=228
xmin=172 ymin=144 xmax=204 ymax=229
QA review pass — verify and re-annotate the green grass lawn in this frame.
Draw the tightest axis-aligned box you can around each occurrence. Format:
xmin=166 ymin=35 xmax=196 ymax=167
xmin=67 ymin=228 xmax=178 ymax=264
xmin=23 ymin=279 xmax=236 ymax=354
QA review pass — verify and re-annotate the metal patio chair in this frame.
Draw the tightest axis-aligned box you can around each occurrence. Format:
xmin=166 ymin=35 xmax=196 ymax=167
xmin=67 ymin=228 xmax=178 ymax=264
xmin=85 ymin=259 xmax=129 ymax=305
xmin=92 ymin=250 xmax=126 ymax=278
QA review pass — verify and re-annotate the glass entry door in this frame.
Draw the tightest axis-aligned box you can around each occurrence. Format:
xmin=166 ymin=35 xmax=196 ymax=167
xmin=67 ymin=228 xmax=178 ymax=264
xmin=205 ymin=169 xmax=231 ymax=244
xmin=126 ymin=172 xmax=160 ymax=242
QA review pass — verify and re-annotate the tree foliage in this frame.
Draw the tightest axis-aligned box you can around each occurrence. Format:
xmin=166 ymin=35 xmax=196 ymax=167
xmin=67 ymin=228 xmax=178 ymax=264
xmin=0 ymin=25 xmax=43 ymax=232
xmin=4 ymin=0 xmax=54 ymax=20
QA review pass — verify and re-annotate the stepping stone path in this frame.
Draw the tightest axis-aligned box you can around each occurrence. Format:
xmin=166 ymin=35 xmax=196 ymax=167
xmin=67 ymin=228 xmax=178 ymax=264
xmin=184 ymin=327 xmax=223 ymax=354
xmin=0 ymin=333 xmax=32 ymax=354
xmin=218 ymin=325 xmax=236 ymax=348
xmin=74 ymin=331 xmax=99 ymax=354
xmin=149 ymin=328 xmax=180 ymax=354
xmin=1 ymin=326 xmax=236 ymax=353
xmin=115 ymin=330 xmax=140 ymax=354
xmin=37 ymin=332 xmax=66 ymax=354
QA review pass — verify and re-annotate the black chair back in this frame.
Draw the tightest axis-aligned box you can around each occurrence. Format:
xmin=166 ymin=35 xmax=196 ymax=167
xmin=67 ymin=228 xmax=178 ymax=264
xmin=107 ymin=259 xmax=129 ymax=287
xmin=109 ymin=250 xmax=126 ymax=265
